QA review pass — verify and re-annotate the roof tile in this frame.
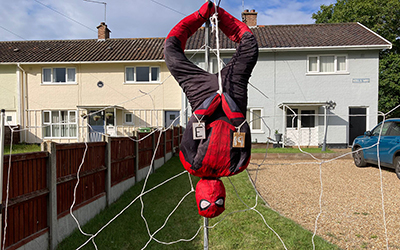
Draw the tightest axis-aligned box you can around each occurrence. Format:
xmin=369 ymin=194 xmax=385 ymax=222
xmin=0 ymin=23 xmax=390 ymax=63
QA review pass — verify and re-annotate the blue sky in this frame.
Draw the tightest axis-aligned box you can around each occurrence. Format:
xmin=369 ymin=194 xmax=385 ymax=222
xmin=0 ymin=0 xmax=335 ymax=41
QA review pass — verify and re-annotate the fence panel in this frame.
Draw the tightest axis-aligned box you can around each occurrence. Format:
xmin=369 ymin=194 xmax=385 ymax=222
xmin=56 ymin=142 xmax=106 ymax=218
xmin=138 ymin=133 xmax=153 ymax=169
xmin=155 ymin=131 xmax=164 ymax=160
xmin=110 ymin=137 xmax=136 ymax=186
xmin=165 ymin=129 xmax=173 ymax=154
xmin=173 ymin=127 xmax=182 ymax=152
xmin=2 ymin=152 xmax=49 ymax=249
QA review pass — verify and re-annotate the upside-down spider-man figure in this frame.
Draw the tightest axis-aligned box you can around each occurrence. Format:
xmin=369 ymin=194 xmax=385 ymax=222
xmin=164 ymin=2 xmax=258 ymax=218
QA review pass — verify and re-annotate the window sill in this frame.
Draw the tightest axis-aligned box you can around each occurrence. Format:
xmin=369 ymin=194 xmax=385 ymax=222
xmin=41 ymin=82 xmax=78 ymax=85
xmin=43 ymin=137 xmax=78 ymax=139
xmin=250 ymin=130 xmax=264 ymax=134
xmin=124 ymin=82 xmax=161 ymax=85
xmin=306 ymin=72 xmax=350 ymax=76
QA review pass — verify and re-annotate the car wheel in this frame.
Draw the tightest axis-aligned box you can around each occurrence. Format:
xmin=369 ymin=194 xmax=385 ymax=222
xmin=394 ymin=157 xmax=400 ymax=180
xmin=353 ymin=147 xmax=367 ymax=167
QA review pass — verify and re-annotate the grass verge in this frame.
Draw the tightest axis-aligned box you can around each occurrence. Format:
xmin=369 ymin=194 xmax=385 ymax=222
xmin=252 ymin=147 xmax=335 ymax=154
xmin=4 ymin=143 xmax=41 ymax=155
xmin=57 ymin=157 xmax=339 ymax=250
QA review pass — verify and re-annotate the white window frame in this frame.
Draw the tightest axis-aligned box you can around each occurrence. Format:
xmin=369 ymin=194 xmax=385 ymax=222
xmin=125 ymin=66 xmax=160 ymax=84
xmin=42 ymin=110 xmax=78 ymax=138
xmin=124 ymin=112 xmax=134 ymax=125
xmin=247 ymin=108 xmax=264 ymax=133
xmin=307 ymin=54 xmax=348 ymax=75
xmin=42 ymin=67 xmax=76 ymax=84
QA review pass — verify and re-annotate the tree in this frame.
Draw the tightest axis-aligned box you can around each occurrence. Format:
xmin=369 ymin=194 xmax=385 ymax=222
xmin=312 ymin=0 xmax=400 ymax=117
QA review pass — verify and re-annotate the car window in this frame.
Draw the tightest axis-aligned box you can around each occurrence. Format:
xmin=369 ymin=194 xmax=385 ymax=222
xmin=372 ymin=122 xmax=391 ymax=136
xmin=388 ymin=122 xmax=400 ymax=136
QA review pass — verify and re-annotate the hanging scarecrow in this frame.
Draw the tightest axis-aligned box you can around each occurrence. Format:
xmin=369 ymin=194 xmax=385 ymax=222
xmin=164 ymin=2 xmax=258 ymax=218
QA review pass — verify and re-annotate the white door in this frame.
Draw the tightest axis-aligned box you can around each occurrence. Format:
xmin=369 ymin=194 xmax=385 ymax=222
xmin=286 ymin=108 xmax=318 ymax=147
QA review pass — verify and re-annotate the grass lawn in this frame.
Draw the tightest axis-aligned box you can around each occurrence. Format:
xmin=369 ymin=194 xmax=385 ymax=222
xmin=57 ymin=156 xmax=339 ymax=250
xmin=252 ymin=147 xmax=335 ymax=154
xmin=4 ymin=143 xmax=41 ymax=155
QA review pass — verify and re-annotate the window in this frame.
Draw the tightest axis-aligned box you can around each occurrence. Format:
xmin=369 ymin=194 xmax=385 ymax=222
xmin=301 ymin=110 xmax=315 ymax=128
xmin=212 ymin=58 xmax=232 ymax=73
xmin=125 ymin=66 xmax=160 ymax=83
xmin=42 ymin=67 xmax=76 ymax=84
xmin=372 ymin=122 xmax=391 ymax=136
xmin=43 ymin=110 xmax=77 ymax=138
xmin=388 ymin=122 xmax=400 ymax=136
xmin=286 ymin=108 xmax=298 ymax=128
xmin=307 ymin=55 xmax=347 ymax=74
xmin=246 ymin=108 xmax=263 ymax=132
xmin=124 ymin=112 xmax=133 ymax=124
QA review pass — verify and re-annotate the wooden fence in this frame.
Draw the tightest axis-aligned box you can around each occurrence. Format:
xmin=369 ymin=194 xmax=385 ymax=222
xmin=1 ymin=127 xmax=182 ymax=250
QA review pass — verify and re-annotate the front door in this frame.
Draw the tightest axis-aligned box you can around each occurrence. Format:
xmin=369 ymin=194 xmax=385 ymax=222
xmin=349 ymin=107 xmax=366 ymax=145
xmin=165 ymin=111 xmax=180 ymax=128
xmin=88 ymin=110 xmax=104 ymax=142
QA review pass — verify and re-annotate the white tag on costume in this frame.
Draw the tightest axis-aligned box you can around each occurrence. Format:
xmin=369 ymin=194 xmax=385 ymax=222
xmin=233 ymin=132 xmax=245 ymax=148
xmin=193 ymin=122 xmax=206 ymax=140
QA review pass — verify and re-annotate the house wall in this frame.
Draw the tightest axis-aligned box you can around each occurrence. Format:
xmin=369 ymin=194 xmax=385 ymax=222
xmin=0 ymin=65 xmax=19 ymax=124
xmin=249 ymin=50 xmax=379 ymax=146
xmin=186 ymin=50 xmax=380 ymax=146
xmin=18 ymin=62 xmax=181 ymax=143
xmin=25 ymin=63 xmax=180 ymax=110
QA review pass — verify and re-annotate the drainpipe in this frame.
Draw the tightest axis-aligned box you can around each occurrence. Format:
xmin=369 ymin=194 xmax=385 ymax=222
xmin=17 ymin=64 xmax=27 ymax=142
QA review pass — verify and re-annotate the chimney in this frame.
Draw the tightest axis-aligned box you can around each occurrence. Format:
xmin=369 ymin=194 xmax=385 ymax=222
xmin=242 ymin=9 xmax=258 ymax=27
xmin=97 ymin=22 xmax=111 ymax=40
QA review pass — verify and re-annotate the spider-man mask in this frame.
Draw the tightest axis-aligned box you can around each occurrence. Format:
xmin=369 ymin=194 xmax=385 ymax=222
xmin=195 ymin=178 xmax=226 ymax=218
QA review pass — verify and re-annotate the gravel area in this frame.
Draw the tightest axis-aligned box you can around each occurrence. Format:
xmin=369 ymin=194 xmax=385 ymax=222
xmin=248 ymin=154 xmax=400 ymax=249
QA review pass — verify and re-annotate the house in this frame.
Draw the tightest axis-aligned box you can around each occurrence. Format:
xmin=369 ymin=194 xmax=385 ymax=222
xmin=0 ymin=23 xmax=182 ymax=143
xmin=0 ymin=11 xmax=392 ymax=147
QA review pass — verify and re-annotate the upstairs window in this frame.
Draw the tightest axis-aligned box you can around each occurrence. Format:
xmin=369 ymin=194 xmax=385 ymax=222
xmin=307 ymin=55 xmax=347 ymax=74
xmin=125 ymin=66 xmax=160 ymax=83
xmin=42 ymin=67 xmax=76 ymax=84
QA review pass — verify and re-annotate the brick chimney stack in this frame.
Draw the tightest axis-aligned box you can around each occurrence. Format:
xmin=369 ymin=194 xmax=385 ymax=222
xmin=242 ymin=9 xmax=258 ymax=27
xmin=97 ymin=22 xmax=111 ymax=40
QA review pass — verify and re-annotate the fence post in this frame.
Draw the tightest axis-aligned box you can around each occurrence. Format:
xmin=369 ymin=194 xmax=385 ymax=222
xmin=105 ymin=136 xmax=112 ymax=206
xmin=44 ymin=141 xmax=58 ymax=250
xmin=178 ymin=126 xmax=181 ymax=149
xmin=134 ymin=132 xmax=139 ymax=183
xmin=163 ymin=130 xmax=167 ymax=164
xmin=0 ymin=110 xmax=5 ymax=250
xmin=151 ymin=130 xmax=155 ymax=174
xmin=171 ymin=127 xmax=174 ymax=156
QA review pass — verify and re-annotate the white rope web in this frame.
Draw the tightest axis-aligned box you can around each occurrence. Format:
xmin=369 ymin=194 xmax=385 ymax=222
xmin=1 ymin=4 xmax=398 ymax=250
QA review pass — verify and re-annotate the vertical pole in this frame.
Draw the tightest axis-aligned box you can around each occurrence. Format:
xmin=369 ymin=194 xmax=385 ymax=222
xmin=0 ymin=110 xmax=5 ymax=249
xmin=45 ymin=141 xmax=58 ymax=250
xmin=204 ymin=1 xmax=211 ymax=249
xmin=105 ymin=136 xmax=112 ymax=206
xmin=134 ymin=131 xmax=139 ymax=183
xmin=322 ymin=106 xmax=328 ymax=151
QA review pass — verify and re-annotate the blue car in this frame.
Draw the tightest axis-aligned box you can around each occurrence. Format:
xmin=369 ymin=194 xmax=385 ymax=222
xmin=352 ymin=118 xmax=400 ymax=179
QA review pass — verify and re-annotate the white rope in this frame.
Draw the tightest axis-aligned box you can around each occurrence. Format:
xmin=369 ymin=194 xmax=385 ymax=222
xmin=210 ymin=8 xmax=223 ymax=95
xmin=69 ymin=139 xmax=98 ymax=250
xmin=311 ymin=162 xmax=323 ymax=250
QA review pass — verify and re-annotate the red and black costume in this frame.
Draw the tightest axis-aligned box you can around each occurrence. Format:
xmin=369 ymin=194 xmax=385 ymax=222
xmin=164 ymin=3 xmax=258 ymax=218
